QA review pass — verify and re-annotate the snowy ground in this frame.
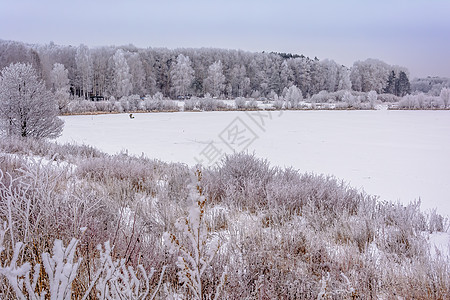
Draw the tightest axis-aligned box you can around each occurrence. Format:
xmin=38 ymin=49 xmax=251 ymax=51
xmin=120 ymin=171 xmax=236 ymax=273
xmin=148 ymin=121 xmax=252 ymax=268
xmin=57 ymin=110 xmax=450 ymax=217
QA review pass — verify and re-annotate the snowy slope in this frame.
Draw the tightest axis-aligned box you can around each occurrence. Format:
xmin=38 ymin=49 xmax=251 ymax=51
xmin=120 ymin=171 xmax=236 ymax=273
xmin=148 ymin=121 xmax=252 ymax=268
xmin=57 ymin=110 xmax=450 ymax=216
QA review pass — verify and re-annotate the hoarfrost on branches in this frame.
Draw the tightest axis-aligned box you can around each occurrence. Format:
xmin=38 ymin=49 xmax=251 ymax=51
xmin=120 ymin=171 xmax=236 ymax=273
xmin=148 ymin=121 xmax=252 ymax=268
xmin=0 ymin=62 xmax=64 ymax=138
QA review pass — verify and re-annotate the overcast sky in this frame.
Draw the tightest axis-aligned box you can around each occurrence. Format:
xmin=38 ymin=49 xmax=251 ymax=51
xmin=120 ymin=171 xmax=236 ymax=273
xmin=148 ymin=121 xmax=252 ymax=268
xmin=0 ymin=0 xmax=449 ymax=78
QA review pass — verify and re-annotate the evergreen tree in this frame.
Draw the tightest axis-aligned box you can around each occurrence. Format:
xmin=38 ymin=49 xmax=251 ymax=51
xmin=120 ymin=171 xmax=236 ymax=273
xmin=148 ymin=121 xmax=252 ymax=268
xmin=384 ymin=70 xmax=396 ymax=94
xmin=395 ymin=71 xmax=410 ymax=97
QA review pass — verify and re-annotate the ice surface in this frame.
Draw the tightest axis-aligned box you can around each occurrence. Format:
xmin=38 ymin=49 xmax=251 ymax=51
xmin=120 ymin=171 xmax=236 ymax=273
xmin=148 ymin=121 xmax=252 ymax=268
xmin=57 ymin=110 xmax=450 ymax=216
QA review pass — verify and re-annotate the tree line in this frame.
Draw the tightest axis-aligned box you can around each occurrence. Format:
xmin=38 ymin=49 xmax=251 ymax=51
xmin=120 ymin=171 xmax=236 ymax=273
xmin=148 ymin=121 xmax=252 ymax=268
xmin=0 ymin=39 xmax=411 ymax=100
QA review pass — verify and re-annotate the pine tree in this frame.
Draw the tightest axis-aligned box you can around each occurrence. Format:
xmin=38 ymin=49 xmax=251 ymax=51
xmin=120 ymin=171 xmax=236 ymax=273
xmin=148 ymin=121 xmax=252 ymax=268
xmin=395 ymin=71 xmax=410 ymax=97
xmin=384 ymin=70 xmax=396 ymax=94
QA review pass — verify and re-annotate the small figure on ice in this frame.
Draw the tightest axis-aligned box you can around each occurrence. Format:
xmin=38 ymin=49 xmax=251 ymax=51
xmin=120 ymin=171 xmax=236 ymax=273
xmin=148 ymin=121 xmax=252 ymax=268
xmin=129 ymin=113 xmax=135 ymax=119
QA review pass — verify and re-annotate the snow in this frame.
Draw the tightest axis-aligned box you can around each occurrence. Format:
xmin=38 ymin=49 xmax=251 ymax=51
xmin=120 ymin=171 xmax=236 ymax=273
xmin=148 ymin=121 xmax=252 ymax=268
xmin=428 ymin=232 xmax=450 ymax=258
xmin=56 ymin=110 xmax=450 ymax=217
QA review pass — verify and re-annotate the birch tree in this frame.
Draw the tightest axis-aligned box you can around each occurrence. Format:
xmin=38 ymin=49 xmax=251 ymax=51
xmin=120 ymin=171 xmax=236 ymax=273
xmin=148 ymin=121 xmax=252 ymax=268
xmin=170 ymin=54 xmax=194 ymax=98
xmin=75 ymin=44 xmax=93 ymax=99
xmin=113 ymin=49 xmax=132 ymax=98
xmin=204 ymin=60 xmax=225 ymax=98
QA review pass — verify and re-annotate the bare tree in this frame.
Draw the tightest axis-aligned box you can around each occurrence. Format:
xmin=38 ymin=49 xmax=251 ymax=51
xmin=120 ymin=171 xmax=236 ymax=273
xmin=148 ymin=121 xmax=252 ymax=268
xmin=0 ymin=63 xmax=63 ymax=138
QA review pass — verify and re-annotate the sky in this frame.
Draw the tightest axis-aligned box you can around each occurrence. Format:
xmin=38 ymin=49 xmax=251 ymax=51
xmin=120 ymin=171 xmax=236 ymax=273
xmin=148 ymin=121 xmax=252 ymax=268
xmin=0 ymin=0 xmax=449 ymax=78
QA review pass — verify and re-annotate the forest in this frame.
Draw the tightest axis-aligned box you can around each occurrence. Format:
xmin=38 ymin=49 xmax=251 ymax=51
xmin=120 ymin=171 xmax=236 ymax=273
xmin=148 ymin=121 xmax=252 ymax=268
xmin=0 ymin=39 xmax=414 ymax=101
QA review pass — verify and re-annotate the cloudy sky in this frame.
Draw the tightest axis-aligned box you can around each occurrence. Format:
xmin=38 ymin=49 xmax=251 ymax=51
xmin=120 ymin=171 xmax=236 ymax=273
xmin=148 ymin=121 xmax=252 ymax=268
xmin=1 ymin=0 xmax=449 ymax=78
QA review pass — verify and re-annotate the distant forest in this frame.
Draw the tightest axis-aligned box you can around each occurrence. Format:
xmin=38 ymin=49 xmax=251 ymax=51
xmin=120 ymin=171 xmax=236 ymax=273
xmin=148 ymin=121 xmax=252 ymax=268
xmin=0 ymin=39 xmax=448 ymax=100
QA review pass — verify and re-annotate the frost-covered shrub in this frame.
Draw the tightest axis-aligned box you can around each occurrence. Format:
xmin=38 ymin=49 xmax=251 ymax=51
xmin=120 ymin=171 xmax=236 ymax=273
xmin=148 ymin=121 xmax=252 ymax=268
xmin=68 ymin=99 xmax=96 ymax=113
xmin=113 ymin=100 xmax=124 ymax=112
xmin=1 ymin=138 xmax=449 ymax=299
xmin=184 ymin=98 xmax=198 ymax=111
xmin=235 ymin=97 xmax=246 ymax=109
xmin=197 ymin=97 xmax=226 ymax=111
xmin=164 ymin=182 xmax=227 ymax=300
xmin=93 ymin=100 xmax=114 ymax=112
xmin=153 ymin=91 xmax=164 ymax=101
xmin=246 ymin=99 xmax=259 ymax=109
xmin=310 ymin=90 xmax=331 ymax=103
xmin=272 ymin=99 xmax=284 ymax=110
xmin=397 ymin=93 xmax=443 ymax=109
xmin=0 ymin=223 xmax=165 ymax=300
xmin=203 ymin=153 xmax=274 ymax=210
xmin=343 ymin=91 xmax=360 ymax=108
xmin=377 ymin=93 xmax=400 ymax=103
xmin=141 ymin=99 xmax=179 ymax=111
xmin=76 ymin=154 xmax=159 ymax=193
xmin=0 ymin=136 xmax=103 ymax=163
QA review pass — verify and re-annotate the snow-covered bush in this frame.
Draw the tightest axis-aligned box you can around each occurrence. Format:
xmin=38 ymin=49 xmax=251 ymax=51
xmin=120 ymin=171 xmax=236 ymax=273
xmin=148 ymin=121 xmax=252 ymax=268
xmin=0 ymin=223 xmax=165 ymax=300
xmin=246 ymin=99 xmax=258 ymax=109
xmin=1 ymin=138 xmax=449 ymax=299
xmin=272 ymin=98 xmax=284 ymax=110
xmin=153 ymin=91 xmax=164 ymax=101
xmin=184 ymin=98 xmax=198 ymax=111
xmin=164 ymin=179 xmax=227 ymax=300
xmin=197 ymin=97 xmax=226 ymax=111
xmin=397 ymin=93 xmax=443 ymax=109
xmin=234 ymin=97 xmax=246 ymax=109
xmin=203 ymin=153 xmax=274 ymax=210
xmin=141 ymin=98 xmax=179 ymax=111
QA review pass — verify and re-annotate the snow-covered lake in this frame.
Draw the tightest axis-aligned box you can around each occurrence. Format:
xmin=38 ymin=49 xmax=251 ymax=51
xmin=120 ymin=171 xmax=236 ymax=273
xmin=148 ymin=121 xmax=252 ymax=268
xmin=57 ymin=110 xmax=450 ymax=217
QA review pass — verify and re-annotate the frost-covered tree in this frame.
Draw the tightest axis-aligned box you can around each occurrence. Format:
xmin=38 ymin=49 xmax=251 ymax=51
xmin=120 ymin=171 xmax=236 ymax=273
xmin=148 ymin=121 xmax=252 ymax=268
xmin=284 ymin=85 xmax=303 ymax=109
xmin=342 ymin=90 xmax=359 ymax=108
xmin=230 ymin=65 xmax=250 ymax=97
xmin=320 ymin=59 xmax=339 ymax=92
xmin=396 ymin=71 xmax=410 ymax=97
xmin=350 ymin=59 xmax=390 ymax=93
xmin=75 ymin=44 xmax=93 ymax=99
xmin=384 ymin=70 xmax=396 ymax=94
xmin=204 ymin=60 xmax=225 ymax=98
xmin=280 ymin=60 xmax=294 ymax=89
xmin=50 ymin=63 xmax=69 ymax=92
xmin=113 ymin=49 xmax=132 ymax=98
xmin=440 ymin=87 xmax=450 ymax=108
xmin=337 ymin=66 xmax=352 ymax=91
xmin=127 ymin=52 xmax=145 ymax=96
xmin=50 ymin=63 xmax=71 ymax=112
xmin=367 ymin=90 xmax=377 ymax=109
xmin=0 ymin=63 xmax=63 ymax=138
xmin=171 ymin=54 xmax=194 ymax=98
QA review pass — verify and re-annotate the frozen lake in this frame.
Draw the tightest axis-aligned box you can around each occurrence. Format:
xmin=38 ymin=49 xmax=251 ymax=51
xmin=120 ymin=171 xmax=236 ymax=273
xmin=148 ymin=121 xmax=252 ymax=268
xmin=57 ymin=110 xmax=450 ymax=216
